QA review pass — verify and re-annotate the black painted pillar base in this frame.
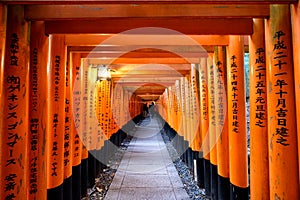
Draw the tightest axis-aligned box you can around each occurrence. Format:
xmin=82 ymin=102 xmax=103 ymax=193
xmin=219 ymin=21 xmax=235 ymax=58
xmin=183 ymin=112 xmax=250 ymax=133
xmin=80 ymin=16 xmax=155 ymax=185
xmin=204 ymin=159 xmax=211 ymax=197
xmin=72 ymin=164 xmax=81 ymax=200
xmin=88 ymin=151 xmax=96 ymax=188
xmin=187 ymin=148 xmax=193 ymax=172
xmin=210 ymin=163 xmax=218 ymax=200
xmin=230 ymin=184 xmax=249 ymax=200
xmin=81 ymin=158 xmax=88 ymax=198
xmin=96 ymin=148 xmax=107 ymax=172
xmin=183 ymin=140 xmax=189 ymax=164
xmin=196 ymin=153 xmax=204 ymax=188
xmin=218 ymin=175 xmax=230 ymax=200
xmin=63 ymin=176 xmax=72 ymax=200
xmin=47 ymin=184 xmax=63 ymax=200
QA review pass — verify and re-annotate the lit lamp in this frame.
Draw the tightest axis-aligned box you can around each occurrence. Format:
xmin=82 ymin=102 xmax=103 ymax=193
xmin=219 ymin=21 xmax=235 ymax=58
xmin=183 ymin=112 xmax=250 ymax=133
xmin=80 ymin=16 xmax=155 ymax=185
xmin=97 ymin=64 xmax=111 ymax=81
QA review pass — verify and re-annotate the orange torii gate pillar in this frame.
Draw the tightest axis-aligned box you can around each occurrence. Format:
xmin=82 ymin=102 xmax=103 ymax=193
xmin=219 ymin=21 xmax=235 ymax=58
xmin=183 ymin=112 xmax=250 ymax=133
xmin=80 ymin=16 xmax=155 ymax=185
xmin=28 ymin=21 xmax=49 ymax=200
xmin=47 ymin=34 xmax=66 ymax=200
xmin=291 ymin=1 xmax=300 ymax=185
xmin=71 ymin=52 xmax=83 ymax=200
xmin=265 ymin=5 xmax=300 ymax=199
xmin=227 ymin=35 xmax=249 ymax=199
xmin=0 ymin=5 xmax=29 ymax=200
xmin=208 ymin=54 xmax=219 ymax=200
xmin=249 ymin=18 xmax=269 ymax=200
xmin=199 ymin=57 xmax=211 ymax=197
xmin=63 ymin=50 xmax=73 ymax=200
xmin=214 ymin=46 xmax=230 ymax=200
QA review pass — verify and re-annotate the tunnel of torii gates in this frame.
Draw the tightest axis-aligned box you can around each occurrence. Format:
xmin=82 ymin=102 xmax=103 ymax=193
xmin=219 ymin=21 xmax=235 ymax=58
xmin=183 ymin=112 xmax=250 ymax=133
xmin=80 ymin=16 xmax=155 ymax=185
xmin=1 ymin=0 xmax=300 ymax=200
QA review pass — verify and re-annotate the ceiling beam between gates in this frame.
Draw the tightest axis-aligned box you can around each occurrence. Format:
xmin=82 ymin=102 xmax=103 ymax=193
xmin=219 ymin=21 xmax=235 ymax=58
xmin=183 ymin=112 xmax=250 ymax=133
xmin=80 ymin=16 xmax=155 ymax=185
xmin=45 ymin=18 xmax=253 ymax=35
xmin=2 ymin=0 xmax=298 ymax=5
xmin=25 ymin=4 xmax=270 ymax=20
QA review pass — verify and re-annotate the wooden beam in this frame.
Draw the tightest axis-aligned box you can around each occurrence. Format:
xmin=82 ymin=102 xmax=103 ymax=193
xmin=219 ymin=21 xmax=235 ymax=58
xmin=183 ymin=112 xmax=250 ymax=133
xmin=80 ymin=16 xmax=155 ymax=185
xmin=25 ymin=4 xmax=270 ymax=20
xmin=120 ymin=82 xmax=174 ymax=86
xmin=96 ymin=63 xmax=194 ymax=71
xmin=80 ymin=51 xmax=208 ymax=59
xmin=3 ymin=0 xmax=297 ymax=5
xmin=69 ymin=45 xmax=214 ymax=54
xmin=112 ymin=72 xmax=188 ymax=78
xmin=85 ymin=57 xmax=197 ymax=64
xmin=65 ymin=35 xmax=230 ymax=46
xmin=45 ymin=18 xmax=253 ymax=35
xmin=113 ymin=76 xmax=180 ymax=81
xmin=111 ymin=69 xmax=189 ymax=77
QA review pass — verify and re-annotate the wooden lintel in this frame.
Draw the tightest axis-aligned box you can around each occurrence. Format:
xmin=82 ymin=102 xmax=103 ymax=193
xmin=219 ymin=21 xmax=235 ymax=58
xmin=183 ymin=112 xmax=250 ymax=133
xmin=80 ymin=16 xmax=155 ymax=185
xmin=80 ymin=51 xmax=209 ymax=59
xmin=85 ymin=57 xmax=197 ymax=64
xmin=45 ymin=18 xmax=253 ymax=35
xmin=69 ymin=46 xmax=212 ymax=53
xmin=119 ymin=82 xmax=174 ymax=86
xmin=25 ymin=4 xmax=270 ymax=20
xmin=113 ymin=77 xmax=179 ymax=83
xmin=65 ymin=35 xmax=229 ymax=46
xmin=112 ymin=73 xmax=188 ymax=77
xmin=3 ymin=0 xmax=297 ymax=5
xmin=108 ymin=63 xmax=195 ymax=71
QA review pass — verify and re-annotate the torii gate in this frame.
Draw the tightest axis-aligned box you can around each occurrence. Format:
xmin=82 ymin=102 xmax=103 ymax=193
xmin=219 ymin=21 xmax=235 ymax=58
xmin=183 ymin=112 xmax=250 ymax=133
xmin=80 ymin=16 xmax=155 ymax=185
xmin=0 ymin=1 xmax=300 ymax=200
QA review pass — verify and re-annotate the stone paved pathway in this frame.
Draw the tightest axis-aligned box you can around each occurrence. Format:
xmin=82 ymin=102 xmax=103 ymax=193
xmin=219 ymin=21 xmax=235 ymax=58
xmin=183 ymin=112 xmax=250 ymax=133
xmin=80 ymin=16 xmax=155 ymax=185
xmin=105 ymin=117 xmax=190 ymax=200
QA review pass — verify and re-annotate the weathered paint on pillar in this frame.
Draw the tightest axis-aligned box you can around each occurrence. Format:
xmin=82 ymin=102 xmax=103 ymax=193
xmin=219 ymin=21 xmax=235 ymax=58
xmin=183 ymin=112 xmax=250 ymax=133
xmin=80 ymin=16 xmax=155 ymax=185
xmin=265 ymin=5 xmax=300 ymax=199
xmin=0 ymin=5 xmax=29 ymax=200
xmin=291 ymin=2 xmax=300 ymax=184
xmin=249 ymin=18 xmax=269 ymax=200
xmin=214 ymin=46 xmax=230 ymax=200
xmin=28 ymin=21 xmax=49 ymax=200
xmin=227 ymin=35 xmax=248 ymax=198
xmin=47 ymin=34 xmax=66 ymax=199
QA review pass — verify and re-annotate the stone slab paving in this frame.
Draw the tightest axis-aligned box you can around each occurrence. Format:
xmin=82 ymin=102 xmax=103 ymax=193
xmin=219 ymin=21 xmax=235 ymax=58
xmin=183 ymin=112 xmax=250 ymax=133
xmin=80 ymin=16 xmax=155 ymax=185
xmin=105 ymin=118 xmax=190 ymax=200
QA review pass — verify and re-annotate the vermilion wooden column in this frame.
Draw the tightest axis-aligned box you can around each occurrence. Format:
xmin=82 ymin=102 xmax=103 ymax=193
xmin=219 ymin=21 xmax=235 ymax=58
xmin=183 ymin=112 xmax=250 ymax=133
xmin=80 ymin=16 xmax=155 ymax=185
xmin=249 ymin=18 xmax=269 ymax=200
xmin=185 ymin=75 xmax=193 ymax=170
xmin=63 ymin=52 xmax=73 ymax=200
xmin=173 ymin=80 xmax=184 ymax=157
xmin=47 ymin=34 xmax=66 ymax=200
xmin=199 ymin=57 xmax=211 ymax=196
xmin=214 ymin=46 xmax=230 ymax=200
xmin=207 ymin=54 xmax=218 ymax=200
xmin=191 ymin=64 xmax=204 ymax=188
xmin=71 ymin=53 xmax=82 ymax=200
xmin=180 ymin=77 xmax=189 ymax=164
xmin=28 ymin=21 xmax=49 ymax=200
xmin=227 ymin=35 xmax=248 ymax=199
xmin=0 ymin=4 xmax=6 ymax=99
xmin=191 ymin=65 xmax=201 ymax=153
xmin=265 ymin=5 xmax=300 ymax=199
xmin=81 ymin=61 xmax=89 ymax=198
xmin=0 ymin=5 xmax=29 ymax=200
xmin=291 ymin=2 xmax=300 ymax=184
xmin=87 ymin=66 xmax=96 ymax=189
